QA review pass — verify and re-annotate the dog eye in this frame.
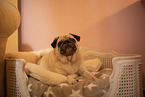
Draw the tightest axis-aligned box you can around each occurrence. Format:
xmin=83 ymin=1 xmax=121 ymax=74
xmin=58 ymin=41 xmax=63 ymax=47
xmin=69 ymin=38 xmax=76 ymax=43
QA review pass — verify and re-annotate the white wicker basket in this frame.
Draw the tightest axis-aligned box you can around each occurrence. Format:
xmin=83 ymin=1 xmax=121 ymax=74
xmin=6 ymin=47 xmax=143 ymax=97
xmin=106 ymin=55 xmax=143 ymax=97
xmin=6 ymin=59 xmax=30 ymax=97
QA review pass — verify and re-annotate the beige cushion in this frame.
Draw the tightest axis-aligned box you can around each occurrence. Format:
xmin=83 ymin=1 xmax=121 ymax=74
xmin=84 ymin=58 xmax=102 ymax=72
xmin=6 ymin=52 xmax=40 ymax=64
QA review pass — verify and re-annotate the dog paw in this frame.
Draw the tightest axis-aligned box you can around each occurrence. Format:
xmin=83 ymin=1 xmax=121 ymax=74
xmin=67 ymin=74 xmax=78 ymax=84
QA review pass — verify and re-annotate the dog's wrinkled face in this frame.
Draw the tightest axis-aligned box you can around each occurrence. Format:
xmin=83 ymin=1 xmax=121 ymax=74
xmin=58 ymin=37 xmax=77 ymax=56
xmin=51 ymin=33 xmax=80 ymax=56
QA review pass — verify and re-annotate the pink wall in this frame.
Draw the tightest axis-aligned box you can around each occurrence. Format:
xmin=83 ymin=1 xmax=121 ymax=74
xmin=20 ymin=0 xmax=145 ymax=89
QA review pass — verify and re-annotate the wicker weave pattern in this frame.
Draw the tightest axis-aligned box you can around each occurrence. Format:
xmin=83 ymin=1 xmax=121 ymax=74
xmin=116 ymin=64 xmax=137 ymax=96
xmin=106 ymin=56 xmax=143 ymax=97
xmin=6 ymin=62 xmax=20 ymax=96
xmin=6 ymin=59 xmax=30 ymax=97
xmin=80 ymin=47 xmax=118 ymax=69
xmin=83 ymin=54 xmax=113 ymax=68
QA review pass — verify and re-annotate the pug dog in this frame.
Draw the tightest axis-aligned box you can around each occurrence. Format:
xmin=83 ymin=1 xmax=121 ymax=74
xmin=25 ymin=33 xmax=97 ymax=85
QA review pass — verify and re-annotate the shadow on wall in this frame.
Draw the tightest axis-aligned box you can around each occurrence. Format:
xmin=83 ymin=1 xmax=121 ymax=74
xmin=105 ymin=1 xmax=145 ymax=53
xmin=87 ymin=1 xmax=145 ymax=89
xmin=84 ymin=1 xmax=145 ymax=52
xmin=19 ymin=44 xmax=34 ymax=51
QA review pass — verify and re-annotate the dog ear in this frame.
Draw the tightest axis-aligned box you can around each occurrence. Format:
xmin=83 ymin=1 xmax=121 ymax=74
xmin=70 ymin=33 xmax=80 ymax=42
xmin=51 ymin=37 xmax=59 ymax=48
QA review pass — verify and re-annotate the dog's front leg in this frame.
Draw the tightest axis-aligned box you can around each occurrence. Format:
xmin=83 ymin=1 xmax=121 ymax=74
xmin=78 ymin=65 xmax=98 ymax=81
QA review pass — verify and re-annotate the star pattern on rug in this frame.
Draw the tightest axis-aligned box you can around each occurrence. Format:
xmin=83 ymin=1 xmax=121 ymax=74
xmin=28 ymin=83 xmax=32 ymax=92
xmin=69 ymin=89 xmax=83 ymax=97
xmin=44 ymin=88 xmax=50 ymax=97
xmin=59 ymin=83 xmax=68 ymax=88
xmin=100 ymin=73 xmax=110 ymax=79
xmin=84 ymin=83 xmax=98 ymax=91
xmin=44 ymin=87 xmax=55 ymax=97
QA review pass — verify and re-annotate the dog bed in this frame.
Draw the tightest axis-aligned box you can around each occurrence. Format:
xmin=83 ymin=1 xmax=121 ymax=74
xmin=28 ymin=68 xmax=112 ymax=97
xmin=6 ymin=47 xmax=143 ymax=97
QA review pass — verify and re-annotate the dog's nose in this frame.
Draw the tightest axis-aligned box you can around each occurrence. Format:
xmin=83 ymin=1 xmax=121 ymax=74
xmin=66 ymin=46 xmax=73 ymax=53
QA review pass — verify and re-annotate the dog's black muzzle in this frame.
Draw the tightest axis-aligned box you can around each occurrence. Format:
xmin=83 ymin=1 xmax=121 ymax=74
xmin=59 ymin=40 xmax=77 ymax=56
